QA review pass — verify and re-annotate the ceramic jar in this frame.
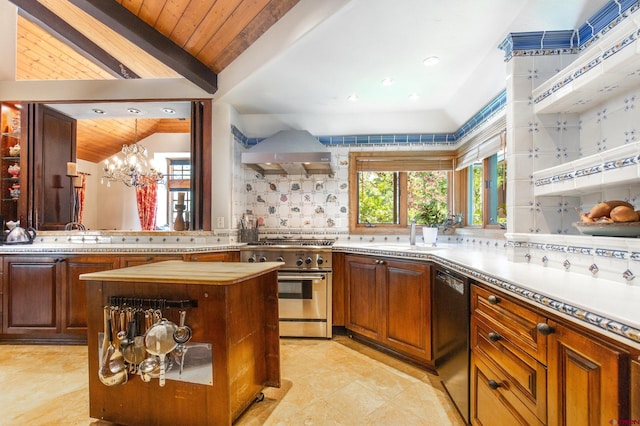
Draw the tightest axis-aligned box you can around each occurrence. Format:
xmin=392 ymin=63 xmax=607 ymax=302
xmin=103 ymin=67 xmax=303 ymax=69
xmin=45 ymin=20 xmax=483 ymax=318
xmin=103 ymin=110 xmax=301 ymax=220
xmin=8 ymin=164 xmax=20 ymax=177
xmin=9 ymin=144 xmax=20 ymax=157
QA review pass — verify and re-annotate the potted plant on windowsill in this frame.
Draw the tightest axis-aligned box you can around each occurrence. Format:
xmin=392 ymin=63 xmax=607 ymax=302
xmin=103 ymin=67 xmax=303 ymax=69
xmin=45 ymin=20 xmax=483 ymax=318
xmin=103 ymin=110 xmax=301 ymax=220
xmin=415 ymin=199 xmax=447 ymax=245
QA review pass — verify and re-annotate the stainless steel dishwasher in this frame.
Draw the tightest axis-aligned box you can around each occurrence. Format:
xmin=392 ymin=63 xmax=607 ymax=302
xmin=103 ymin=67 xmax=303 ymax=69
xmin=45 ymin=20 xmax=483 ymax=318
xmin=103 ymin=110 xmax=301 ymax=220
xmin=433 ymin=266 xmax=470 ymax=424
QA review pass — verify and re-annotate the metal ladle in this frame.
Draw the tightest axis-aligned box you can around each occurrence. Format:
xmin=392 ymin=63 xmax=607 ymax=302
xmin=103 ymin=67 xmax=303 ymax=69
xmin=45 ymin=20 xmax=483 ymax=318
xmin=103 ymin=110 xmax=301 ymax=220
xmin=173 ymin=310 xmax=192 ymax=344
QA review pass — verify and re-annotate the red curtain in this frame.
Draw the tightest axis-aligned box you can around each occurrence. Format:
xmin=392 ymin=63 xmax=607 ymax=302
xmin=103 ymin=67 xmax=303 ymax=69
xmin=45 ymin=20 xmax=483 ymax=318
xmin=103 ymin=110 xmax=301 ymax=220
xmin=135 ymin=179 xmax=158 ymax=231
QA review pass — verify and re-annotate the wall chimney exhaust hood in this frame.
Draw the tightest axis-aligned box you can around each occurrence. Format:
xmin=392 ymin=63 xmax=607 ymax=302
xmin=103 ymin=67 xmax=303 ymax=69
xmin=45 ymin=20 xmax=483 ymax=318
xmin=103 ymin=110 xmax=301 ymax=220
xmin=241 ymin=130 xmax=333 ymax=176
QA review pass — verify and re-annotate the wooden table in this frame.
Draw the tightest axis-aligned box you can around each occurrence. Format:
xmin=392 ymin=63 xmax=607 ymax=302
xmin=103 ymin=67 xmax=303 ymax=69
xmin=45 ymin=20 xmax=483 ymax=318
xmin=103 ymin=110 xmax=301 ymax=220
xmin=81 ymin=260 xmax=282 ymax=425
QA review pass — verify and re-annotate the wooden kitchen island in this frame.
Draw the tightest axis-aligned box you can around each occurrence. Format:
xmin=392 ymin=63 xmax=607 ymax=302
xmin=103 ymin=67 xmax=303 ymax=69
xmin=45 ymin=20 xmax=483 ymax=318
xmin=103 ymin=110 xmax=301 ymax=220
xmin=81 ymin=260 xmax=282 ymax=426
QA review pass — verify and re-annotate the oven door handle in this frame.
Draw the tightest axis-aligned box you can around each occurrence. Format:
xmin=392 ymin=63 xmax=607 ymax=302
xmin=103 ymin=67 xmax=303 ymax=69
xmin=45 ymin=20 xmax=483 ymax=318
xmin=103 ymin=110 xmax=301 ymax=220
xmin=278 ymin=274 xmax=325 ymax=281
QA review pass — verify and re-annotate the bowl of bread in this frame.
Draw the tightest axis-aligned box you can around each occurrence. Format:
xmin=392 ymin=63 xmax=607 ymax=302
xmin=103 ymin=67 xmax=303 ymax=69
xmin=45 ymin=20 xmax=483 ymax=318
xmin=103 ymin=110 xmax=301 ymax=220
xmin=574 ymin=200 xmax=640 ymax=237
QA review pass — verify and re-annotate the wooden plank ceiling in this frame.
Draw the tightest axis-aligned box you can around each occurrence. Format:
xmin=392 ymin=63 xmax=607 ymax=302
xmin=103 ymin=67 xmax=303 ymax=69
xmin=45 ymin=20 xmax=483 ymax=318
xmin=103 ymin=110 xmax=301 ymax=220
xmin=14 ymin=0 xmax=300 ymax=162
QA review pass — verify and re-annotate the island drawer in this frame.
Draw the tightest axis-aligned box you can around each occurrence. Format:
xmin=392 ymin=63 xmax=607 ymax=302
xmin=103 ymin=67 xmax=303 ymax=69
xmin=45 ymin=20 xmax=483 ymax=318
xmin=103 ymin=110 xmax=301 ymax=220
xmin=471 ymin=315 xmax=547 ymax=422
xmin=471 ymin=285 xmax=547 ymax=363
xmin=471 ymin=351 xmax=545 ymax=426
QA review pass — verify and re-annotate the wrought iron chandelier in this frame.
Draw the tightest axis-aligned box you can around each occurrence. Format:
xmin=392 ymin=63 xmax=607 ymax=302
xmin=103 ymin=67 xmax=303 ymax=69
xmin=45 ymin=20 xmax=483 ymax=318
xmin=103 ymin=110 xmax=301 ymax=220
xmin=101 ymin=119 xmax=164 ymax=188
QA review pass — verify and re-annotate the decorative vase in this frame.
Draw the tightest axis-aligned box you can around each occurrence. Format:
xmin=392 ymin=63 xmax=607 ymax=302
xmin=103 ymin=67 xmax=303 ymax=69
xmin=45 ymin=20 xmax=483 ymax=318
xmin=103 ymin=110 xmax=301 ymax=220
xmin=422 ymin=226 xmax=438 ymax=245
xmin=174 ymin=204 xmax=186 ymax=231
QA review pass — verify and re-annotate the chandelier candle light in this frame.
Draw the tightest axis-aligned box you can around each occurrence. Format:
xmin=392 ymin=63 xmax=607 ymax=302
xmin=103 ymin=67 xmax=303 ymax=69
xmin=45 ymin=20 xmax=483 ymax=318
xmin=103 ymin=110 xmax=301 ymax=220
xmin=101 ymin=119 xmax=163 ymax=188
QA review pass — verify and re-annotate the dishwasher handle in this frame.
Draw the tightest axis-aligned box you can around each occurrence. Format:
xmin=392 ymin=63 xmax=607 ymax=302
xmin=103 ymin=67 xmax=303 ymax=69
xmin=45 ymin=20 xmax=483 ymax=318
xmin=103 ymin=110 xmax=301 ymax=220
xmin=435 ymin=270 xmax=466 ymax=295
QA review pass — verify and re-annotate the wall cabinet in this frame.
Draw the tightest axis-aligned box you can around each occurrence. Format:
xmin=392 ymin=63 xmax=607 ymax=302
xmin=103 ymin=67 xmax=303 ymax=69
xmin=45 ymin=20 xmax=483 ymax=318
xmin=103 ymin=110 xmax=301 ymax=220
xmin=471 ymin=283 xmax=632 ymax=426
xmin=345 ymin=254 xmax=432 ymax=364
xmin=0 ymin=103 xmax=23 ymax=225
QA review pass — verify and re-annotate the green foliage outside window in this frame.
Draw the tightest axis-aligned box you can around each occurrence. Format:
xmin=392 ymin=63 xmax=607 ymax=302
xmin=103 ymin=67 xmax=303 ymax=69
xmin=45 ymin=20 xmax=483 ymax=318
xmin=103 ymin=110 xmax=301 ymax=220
xmin=358 ymin=172 xmax=396 ymax=223
xmin=358 ymin=170 xmax=448 ymax=226
xmin=471 ymin=163 xmax=483 ymax=225
xmin=408 ymin=171 xmax=448 ymax=226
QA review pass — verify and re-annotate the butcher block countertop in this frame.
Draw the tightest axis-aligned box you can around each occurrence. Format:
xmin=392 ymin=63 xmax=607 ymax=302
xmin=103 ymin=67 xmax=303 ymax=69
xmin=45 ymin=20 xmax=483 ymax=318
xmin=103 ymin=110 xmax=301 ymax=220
xmin=80 ymin=260 xmax=283 ymax=285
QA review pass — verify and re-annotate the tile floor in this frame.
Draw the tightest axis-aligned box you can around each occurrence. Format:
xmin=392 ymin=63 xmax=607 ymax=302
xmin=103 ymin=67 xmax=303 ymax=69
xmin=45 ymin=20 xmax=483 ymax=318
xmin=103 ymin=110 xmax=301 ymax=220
xmin=0 ymin=336 xmax=465 ymax=425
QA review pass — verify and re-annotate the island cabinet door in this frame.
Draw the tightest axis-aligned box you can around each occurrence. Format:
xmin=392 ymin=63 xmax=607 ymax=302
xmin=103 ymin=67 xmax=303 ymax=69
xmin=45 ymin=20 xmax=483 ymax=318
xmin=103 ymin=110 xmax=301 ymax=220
xmin=62 ymin=255 xmax=120 ymax=335
xmin=2 ymin=256 xmax=64 ymax=333
xmin=345 ymin=255 xmax=382 ymax=341
xmin=381 ymin=259 xmax=431 ymax=361
xmin=547 ymin=320 xmax=628 ymax=426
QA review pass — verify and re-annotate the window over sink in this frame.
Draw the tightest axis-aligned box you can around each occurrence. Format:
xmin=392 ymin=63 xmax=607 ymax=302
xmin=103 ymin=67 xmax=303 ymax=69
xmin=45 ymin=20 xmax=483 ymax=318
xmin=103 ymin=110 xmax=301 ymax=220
xmin=349 ymin=151 xmax=454 ymax=233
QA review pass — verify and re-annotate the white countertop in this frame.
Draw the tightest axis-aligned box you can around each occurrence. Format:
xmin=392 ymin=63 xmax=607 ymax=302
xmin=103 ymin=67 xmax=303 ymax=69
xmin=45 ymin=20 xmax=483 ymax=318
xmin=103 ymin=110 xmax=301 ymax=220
xmin=2 ymin=237 xmax=637 ymax=349
xmin=334 ymin=241 xmax=640 ymax=350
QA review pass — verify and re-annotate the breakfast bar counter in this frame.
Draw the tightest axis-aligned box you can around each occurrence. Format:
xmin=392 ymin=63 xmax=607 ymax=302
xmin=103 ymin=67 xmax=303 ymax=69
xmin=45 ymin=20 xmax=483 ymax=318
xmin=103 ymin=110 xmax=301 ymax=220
xmin=80 ymin=260 xmax=282 ymax=426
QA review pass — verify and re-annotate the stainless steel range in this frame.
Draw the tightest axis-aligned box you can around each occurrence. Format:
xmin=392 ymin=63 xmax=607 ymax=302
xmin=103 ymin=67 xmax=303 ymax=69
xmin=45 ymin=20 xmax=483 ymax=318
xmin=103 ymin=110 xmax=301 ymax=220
xmin=240 ymin=239 xmax=333 ymax=338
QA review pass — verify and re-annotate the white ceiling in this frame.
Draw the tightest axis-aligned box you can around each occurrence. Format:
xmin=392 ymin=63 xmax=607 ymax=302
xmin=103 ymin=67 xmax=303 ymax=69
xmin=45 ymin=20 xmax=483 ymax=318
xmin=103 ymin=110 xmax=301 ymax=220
xmin=217 ymin=0 xmax=606 ymax=137
xmin=47 ymin=101 xmax=191 ymax=120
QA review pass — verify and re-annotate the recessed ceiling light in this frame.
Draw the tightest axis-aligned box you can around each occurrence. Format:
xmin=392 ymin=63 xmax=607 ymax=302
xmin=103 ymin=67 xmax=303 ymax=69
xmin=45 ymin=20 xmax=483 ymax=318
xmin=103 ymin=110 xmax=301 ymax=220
xmin=381 ymin=77 xmax=394 ymax=86
xmin=423 ymin=56 xmax=440 ymax=67
xmin=162 ymin=108 xmax=176 ymax=115
xmin=92 ymin=108 xmax=106 ymax=115
xmin=409 ymin=93 xmax=420 ymax=100
xmin=127 ymin=108 xmax=141 ymax=114
xmin=348 ymin=94 xmax=358 ymax=102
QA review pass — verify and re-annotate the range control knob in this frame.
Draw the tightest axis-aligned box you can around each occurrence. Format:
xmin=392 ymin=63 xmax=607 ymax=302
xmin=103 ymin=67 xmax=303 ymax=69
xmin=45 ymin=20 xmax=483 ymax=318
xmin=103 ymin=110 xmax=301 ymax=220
xmin=247 ymin=256 xmax=256 ymax=263
xmin=296 ymin=258 xmax=304 ymax=267
xmin=259 ymin=256 xmax=267 ymax=262
xmin=317 ymin=256 xmax=324 ymax=265
xmin=305 ymin=257 xmax=312 ymax=265
xmin=276 ymin=256 xmax=284 ymax=263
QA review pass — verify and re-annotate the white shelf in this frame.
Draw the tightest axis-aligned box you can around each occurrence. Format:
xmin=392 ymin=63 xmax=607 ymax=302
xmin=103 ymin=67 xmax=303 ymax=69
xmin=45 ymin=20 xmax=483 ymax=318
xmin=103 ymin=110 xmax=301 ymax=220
xmin=533 ymin=141 xmax=640 ymax=197
xmin=533 ymin=9 xmax=640 ymax=114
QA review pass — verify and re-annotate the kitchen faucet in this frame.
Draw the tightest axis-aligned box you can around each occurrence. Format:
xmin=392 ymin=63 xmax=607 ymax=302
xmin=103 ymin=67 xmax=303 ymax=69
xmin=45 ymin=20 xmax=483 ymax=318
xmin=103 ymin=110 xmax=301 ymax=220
xmin=410 ymin=219 xmax=416 ymax=246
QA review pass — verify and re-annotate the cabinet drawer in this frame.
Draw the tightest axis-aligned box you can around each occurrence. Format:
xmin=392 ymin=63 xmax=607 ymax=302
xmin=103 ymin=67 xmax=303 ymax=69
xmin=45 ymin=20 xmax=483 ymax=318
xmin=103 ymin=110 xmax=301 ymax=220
xmin=471 ymin=285 xmax=547 ymax=363
xmin=471 ymin=352 xmax=544 ymax=426
xmin=472 ymin=316 xmax=547 ymax=422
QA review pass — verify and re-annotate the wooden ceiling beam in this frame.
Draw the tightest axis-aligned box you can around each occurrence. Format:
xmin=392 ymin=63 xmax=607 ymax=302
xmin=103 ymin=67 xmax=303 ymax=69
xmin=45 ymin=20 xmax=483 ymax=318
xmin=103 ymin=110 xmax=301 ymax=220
xmin=68 ymin=0 xmax=218 ymax=94
xmin=10 ymin=0 xmax=140 ymax=79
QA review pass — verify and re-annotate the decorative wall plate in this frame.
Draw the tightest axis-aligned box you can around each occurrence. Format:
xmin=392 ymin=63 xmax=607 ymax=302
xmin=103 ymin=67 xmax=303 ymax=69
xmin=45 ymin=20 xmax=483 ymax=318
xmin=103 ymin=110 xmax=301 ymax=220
xmin=574 ymin=221 xmax=640 ymax=237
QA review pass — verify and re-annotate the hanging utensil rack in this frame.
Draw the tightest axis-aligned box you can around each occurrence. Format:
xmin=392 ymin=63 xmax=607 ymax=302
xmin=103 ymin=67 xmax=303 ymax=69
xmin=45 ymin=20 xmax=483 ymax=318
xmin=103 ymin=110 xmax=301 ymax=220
xmin=107 ymin=296 xmax=198 ymax=309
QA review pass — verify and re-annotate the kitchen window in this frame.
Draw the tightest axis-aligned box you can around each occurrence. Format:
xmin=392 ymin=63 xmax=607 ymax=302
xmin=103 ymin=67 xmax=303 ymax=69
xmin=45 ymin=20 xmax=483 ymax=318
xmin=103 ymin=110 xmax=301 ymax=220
xmin=349 ymin=151 xmax=455 ymax=233
xmin=457 ymin=131 xmax=507 ymax=228
xmin=167 ymin=159 xmax=191 ymax=228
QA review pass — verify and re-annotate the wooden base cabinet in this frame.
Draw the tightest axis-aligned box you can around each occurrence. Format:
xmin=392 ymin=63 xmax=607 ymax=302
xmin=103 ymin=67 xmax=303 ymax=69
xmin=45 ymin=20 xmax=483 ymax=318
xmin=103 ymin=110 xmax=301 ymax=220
xmin=0 ymin=251 xmax=240 ymax=343
xmin=471 ymin=283 xmax=632 ymax=426
xmin=62 ymin=255 xmax=120 ymax=335
xmin=2 ymin=256 xmax=63 ymax=334
xmin=547 ymin=320 xmax=627 ymax=426
xmin=345 ymin=254 xmax=432 ymax=364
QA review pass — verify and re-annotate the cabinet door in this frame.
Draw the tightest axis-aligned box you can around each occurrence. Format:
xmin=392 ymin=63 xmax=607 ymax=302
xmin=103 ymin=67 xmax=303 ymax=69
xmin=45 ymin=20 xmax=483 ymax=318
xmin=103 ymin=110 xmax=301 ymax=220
xmin=184 ymin=251 xmax=238 ymax=262
xmin=62 ymin=255 xmax=120 ymax=335
xmin=632 ymin=359 xmax=640 ymax=422
xmin=120 ymin=255 xmax=183 ymax=268
xmin=3 ymin=256 xmax=63 ymax=333
xmin=381 ymin=259 xmax=431 ymax=361
xmin=29 ymin=104 xmax=76 ymax=229
xmin=345 ymin=255 xmax=381 ymax=340
xmin=547 ymin=320 xmax=626 ymax=426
